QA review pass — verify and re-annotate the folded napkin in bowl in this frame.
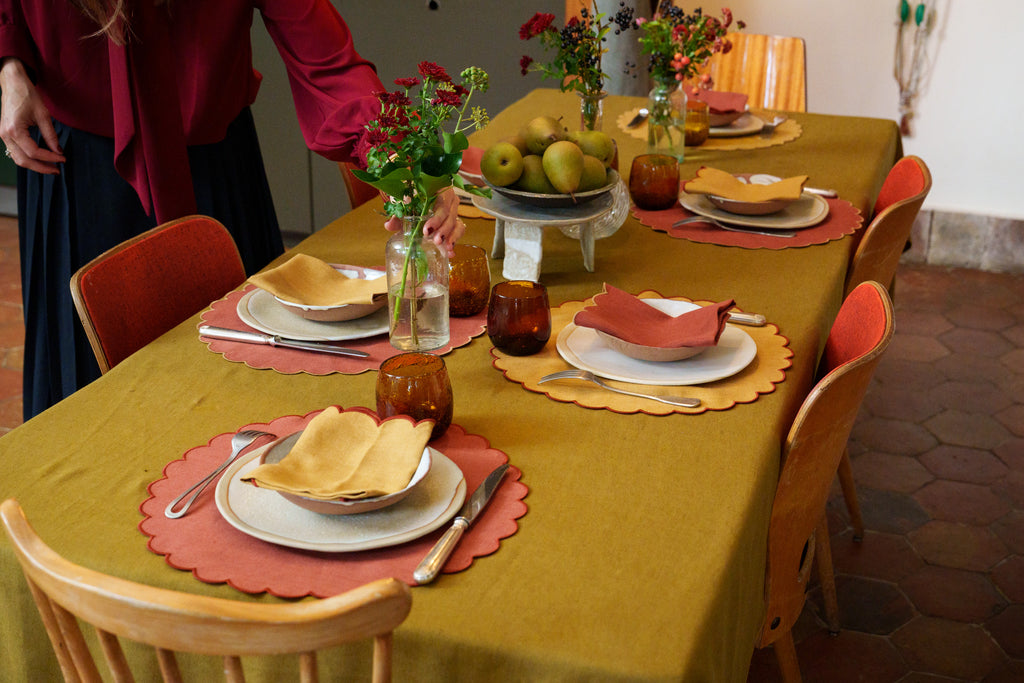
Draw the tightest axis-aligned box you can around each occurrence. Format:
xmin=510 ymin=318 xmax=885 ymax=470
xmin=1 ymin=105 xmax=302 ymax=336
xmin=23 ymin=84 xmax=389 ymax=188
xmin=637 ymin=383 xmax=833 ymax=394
xmin=573 ymin=284 xmax=734 ymax=348
xmin=689 ymin=89 xmax=748 ymax=114
xmin=242 ymin=407 xmax=432 ymax=500
xmin=248 ymin=254 xmax=386 ymax=307
xmin=683 ymin=167 xmax=807 ymax=203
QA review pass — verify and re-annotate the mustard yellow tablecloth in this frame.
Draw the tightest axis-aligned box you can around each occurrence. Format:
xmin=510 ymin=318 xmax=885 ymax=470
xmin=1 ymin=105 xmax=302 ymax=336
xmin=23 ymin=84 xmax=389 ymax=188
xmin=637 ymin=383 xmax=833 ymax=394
xmin=0 ymin=89 xmax=901 ymax=682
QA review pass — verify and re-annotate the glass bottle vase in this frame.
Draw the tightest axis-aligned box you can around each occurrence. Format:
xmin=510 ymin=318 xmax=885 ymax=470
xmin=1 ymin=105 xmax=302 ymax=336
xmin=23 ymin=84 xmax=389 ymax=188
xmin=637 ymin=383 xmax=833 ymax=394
xmin=578 ymin=90 xmax=608 ymax=131
xmin=384 ymin=216 xmax=450 ymax=351
xmin=646 ymin=81 xmax=687 ymax=161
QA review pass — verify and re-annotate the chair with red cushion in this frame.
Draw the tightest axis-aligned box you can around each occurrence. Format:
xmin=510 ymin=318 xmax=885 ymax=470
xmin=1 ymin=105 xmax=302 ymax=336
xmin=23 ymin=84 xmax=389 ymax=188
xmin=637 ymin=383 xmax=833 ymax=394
xmin=70 ymin=215 xmax=246 ymax=374
xmin=339 ymin=161 xmax=380 ymax=210
xmin=835 ymin=156 xmax=931 ymax=540
xmin=756 ymin=281 xmax=894 ymax=681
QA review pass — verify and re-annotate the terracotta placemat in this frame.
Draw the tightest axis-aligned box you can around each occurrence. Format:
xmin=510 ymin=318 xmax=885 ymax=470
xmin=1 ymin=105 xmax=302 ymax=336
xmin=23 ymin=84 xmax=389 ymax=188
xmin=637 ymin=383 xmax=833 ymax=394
xmin=633 ymin=196 xmax=862 ymax=250
xmin=492 ymin=292 xmax=792 ymax=415
xmin=139 ymin=407 xmax=528 ymax=598
xmin=200 ymin=285 xmax=488 ymax=375
xmin=616 ymin=107 xmax=801 ymax=150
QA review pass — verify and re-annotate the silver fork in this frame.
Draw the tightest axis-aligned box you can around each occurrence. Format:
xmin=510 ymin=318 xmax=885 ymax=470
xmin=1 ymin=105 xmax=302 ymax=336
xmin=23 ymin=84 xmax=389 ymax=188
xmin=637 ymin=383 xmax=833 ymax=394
xmin=672 ymin=215 xmax=796 ymax=238
xmin=538 ymin=369 xmax=700 ymax=408
xmin=164 ymin=429 xmax=275 ymax=518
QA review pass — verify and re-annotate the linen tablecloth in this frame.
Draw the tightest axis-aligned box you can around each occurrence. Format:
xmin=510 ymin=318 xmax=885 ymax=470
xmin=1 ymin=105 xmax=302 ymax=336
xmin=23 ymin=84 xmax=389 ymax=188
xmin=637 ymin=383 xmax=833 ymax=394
xmin=0 ymin=88 xmax=901 ymax=682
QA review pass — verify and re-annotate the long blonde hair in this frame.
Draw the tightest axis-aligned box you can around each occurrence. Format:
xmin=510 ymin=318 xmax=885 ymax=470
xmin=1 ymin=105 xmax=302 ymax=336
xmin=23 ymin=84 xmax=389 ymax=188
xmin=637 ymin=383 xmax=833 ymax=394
xmin=72 ymin=0 xmax=168 ymax=45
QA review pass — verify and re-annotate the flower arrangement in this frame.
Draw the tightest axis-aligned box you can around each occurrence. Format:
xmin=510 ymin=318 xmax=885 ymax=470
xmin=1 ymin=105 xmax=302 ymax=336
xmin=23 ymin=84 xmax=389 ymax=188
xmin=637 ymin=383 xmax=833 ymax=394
xmin=518 ymin=4 xmax=638 ymax=99
xmin=636 ymin=2 xmax=743 ymax=87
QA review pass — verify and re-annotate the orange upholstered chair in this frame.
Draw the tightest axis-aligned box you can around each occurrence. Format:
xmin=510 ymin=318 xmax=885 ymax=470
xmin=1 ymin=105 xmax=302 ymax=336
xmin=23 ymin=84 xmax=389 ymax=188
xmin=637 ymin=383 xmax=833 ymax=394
xmin=756 ymin=281 xmax=894 ymax=681
xmin=70 ymin=215 xmax=246 ymax=374
xmin=703 ymin=32 xmax=807 ymax=112
xmin=835 ymin=156 xmax=931 ymax=540
xmin=338 ymin=161 xmax=380 ymax=210
xmin=1 ymin=499 xmax=411 ymax=682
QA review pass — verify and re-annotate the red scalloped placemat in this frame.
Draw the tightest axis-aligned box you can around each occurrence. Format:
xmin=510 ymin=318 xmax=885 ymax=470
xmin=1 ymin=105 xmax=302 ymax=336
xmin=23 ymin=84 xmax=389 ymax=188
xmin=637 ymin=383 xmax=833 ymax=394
xmin=139 ymin=408 xmax=528 ymax=597
xmin=633 ymin=196 xmax=862 ymax=250
xmin=199 ymin=286 xmax=487 ymax=375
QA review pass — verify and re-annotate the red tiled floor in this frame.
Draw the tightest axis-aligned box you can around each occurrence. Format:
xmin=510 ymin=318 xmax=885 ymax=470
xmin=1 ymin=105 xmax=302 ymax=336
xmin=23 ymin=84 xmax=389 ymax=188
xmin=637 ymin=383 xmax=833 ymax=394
xmin=2 ymin=215 xmax=1023 ymax=680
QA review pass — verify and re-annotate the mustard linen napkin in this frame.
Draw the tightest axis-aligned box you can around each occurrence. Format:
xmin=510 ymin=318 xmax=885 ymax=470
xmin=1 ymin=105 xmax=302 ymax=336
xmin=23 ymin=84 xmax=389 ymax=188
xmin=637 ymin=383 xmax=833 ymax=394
xmin=242 ymin=408 xmax=431 ymax=500
xmin=683 ymin=167 xmax=807 ymax=203
xmin=248 ymin=254 xmax=386 ymax=307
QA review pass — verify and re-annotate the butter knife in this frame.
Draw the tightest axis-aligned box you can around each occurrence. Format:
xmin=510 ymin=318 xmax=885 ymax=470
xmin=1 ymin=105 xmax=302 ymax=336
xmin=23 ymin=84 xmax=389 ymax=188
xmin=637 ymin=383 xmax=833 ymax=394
xmin=413 ymin=464 xmax=509 ymax=584
xmin=198 ymin=325 xmax=370 ymax=358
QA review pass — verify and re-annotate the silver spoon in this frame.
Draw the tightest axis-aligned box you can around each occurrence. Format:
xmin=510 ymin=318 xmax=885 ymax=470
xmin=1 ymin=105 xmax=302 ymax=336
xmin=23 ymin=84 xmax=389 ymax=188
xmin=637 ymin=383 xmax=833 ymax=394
xmin=672 ymin=215 xmax=797 ymax=238
xmin=538 ymin=369 xmax=700 ymax=408
xmin=626 ymin=108 xmax=649 ymax=128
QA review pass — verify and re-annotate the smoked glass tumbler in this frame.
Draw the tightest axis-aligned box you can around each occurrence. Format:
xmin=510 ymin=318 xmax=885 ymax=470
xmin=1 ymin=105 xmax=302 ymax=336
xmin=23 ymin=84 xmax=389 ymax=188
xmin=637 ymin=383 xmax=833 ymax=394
xmin=375 ymin=352 xmax=453 ymax=441
xmin=486 ymin=281 xmax=552 ymax=356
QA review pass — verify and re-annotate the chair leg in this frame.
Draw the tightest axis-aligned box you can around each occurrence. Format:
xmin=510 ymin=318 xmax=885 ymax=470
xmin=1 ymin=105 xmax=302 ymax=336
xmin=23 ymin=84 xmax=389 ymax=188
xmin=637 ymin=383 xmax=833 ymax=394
xmin=815 ymin=517 xmax=841 ymax=635
xmin=772 ymin=630 xmax=802 ymax=683
xmin=837 ymin=448 xmax=864 ymax=541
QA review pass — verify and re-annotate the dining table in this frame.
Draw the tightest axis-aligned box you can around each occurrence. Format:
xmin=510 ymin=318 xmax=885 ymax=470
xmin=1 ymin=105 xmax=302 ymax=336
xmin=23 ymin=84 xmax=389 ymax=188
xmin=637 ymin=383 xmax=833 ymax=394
xmin=0 ymin=88 xmax=901 ymax=682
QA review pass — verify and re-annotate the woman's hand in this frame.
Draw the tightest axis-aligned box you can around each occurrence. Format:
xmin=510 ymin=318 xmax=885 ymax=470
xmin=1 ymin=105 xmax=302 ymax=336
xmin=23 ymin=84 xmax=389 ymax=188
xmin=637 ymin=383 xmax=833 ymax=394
xmin=0 ymin=58 xmax=65 ymax=174
xmin=385 ymin=187 xmax=465 ymax=257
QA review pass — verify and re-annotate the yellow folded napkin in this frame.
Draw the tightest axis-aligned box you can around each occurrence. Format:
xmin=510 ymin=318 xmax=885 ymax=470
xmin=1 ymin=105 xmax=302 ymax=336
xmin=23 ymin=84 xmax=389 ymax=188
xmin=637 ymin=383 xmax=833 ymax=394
xmin=248 ymin=254 xmax=386 ymax=307
xmin=683 ymin=167 xmax=807 ymax=203
xmin=242 ymin=407 xmax=431 ymax=500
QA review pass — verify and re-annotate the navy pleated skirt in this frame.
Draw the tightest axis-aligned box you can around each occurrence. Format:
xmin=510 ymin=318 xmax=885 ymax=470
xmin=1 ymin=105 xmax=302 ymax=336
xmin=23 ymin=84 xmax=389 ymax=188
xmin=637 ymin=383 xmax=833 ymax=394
xmin=18 ymin=107 xmax=285 ymax=420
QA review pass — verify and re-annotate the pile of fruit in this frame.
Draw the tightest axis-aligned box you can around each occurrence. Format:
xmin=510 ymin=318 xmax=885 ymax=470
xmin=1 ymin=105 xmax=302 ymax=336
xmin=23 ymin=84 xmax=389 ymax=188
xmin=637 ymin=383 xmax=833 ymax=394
xmin=480 ymin=116 xmax=615 ymax=196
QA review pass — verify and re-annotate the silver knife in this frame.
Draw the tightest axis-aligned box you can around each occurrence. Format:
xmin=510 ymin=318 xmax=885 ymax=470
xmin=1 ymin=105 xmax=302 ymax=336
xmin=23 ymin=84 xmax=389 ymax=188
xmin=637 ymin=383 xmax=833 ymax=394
xmin=198 ymin=325 xmax=370 ymax=358
xmin=413 ymin=464 xmax=509 ymax=584
xmin=727 ymin=311 xmax=766 ymax=326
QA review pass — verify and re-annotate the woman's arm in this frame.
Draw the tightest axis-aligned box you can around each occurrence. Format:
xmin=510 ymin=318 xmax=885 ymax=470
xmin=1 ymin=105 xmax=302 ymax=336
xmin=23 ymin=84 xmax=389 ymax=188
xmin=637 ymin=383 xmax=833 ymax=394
xmin=0 ymin=57 xmax=65 ymax=174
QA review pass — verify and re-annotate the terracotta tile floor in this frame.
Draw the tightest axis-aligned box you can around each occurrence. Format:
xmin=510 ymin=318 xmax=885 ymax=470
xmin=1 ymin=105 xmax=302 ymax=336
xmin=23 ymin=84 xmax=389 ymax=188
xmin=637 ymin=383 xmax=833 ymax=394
xmin=1 ymin=215 xmax=1023 ymax=680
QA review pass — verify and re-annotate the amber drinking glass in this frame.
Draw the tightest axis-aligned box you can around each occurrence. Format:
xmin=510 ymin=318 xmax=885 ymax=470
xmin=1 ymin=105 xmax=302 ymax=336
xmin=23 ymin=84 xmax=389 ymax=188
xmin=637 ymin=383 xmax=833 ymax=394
xmin=486 ymin=281 xmax=551 ymax=356
xmin=375 ymin=352 xmax=453 ymax=441
xmin=628 ymin=154 xmax=680 ymax=211
xmin=448 ymin=244 xmax=490 ymax=317
xmin=685 ymin=100 xmax=710 ymax=146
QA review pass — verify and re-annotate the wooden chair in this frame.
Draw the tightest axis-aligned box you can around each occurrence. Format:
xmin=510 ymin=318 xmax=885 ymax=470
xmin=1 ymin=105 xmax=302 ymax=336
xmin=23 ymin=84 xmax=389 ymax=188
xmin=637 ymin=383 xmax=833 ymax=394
xmin=0 ymin=498 xmax=412 ymax=683
xmin=757 ymin=281 xmax=894 ymax=682
xmin=835 ymin=156 xmax=931 ymax=541
xmin=70 ymin=215 xmax=246 ymax=374
xmin=703 ymin=32 xmax=807 ymax=112
xmin=338 ymin=161 xmax=380 ymax=210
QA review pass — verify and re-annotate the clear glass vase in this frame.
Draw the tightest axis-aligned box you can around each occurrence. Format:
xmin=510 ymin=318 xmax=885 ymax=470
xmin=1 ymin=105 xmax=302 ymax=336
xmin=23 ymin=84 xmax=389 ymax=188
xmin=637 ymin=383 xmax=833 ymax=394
xmin=578 ymin=90 xmax=608 ymax=131
xmin=385 ymin=216 xmax=449 ymax=351
xmin=646 ymin=81 xmax=687 ymax=161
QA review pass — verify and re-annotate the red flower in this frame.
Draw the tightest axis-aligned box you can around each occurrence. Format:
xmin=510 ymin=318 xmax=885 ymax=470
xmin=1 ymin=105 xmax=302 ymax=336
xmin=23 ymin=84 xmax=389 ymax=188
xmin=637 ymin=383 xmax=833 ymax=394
xmin=519 ymin=12 xmax=555 ymax=40
xmin=432 ymin=88 xmax=463 ymax=108
xmin=379 ymin=90 xmax=412 ymax=108
xmin=722 ymin=8 xmax=733 ymax=29
xmin=519 ymin=55 xmax=534 ymax=75
xmin=417 ymin=61 xmax=451 ymax=83
xmin=394 ymin=77 xmax=420 ymax=89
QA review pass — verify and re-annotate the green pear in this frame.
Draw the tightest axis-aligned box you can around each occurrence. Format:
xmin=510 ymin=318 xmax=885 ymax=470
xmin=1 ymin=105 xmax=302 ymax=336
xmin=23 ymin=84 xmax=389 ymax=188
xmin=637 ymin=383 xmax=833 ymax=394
xmin=541 ymin=140 xmax=584 ymax=195
xmin=480 ymin=142 xmax=524 ymax=187
xmin=515 ymin=155 xmax=558 ymax=194
xmin=523 ymin=115 xmax=567 ymax=155
xmin=578 ymin=154 xmax=610 ymax=192
xmin=502 ymin=133 xmax=530 ymax=157
xmin=569 ymin=130 xmax=615 ymax=168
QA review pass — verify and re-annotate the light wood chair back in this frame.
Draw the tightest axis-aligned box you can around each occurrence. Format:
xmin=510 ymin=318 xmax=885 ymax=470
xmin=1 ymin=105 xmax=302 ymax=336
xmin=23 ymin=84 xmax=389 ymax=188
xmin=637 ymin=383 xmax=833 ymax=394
xmin=703 ymin=33 xmax=807 ymax=112
xmin=0 ymin=498 xmax=412 ymax=683
xmin=339 ymin=161 xmax=380 ymax=210
xmin=757 ymin=281 xmax=894 ymax=682
xmin=70 ymin=216 xmax=246 ymax=374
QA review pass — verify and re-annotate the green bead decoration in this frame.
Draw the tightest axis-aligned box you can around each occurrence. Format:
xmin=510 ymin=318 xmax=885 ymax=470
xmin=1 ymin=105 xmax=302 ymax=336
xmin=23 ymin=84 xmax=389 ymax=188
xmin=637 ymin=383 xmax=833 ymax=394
xmin=900 ymin=0 xmax=910 ymax=22
xmin=915 ymin=2 xmax=926 ymax=26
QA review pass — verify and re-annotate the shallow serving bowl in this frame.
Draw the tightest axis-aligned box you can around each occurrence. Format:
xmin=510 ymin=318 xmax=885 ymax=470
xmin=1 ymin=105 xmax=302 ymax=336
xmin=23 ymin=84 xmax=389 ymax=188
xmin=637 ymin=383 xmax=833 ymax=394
xmin=273 ymin=266 xmax=387 ymax=322
xmin=708 ymin=110 xmax=746 ymax=127
xmin=259 ymin=432 xmax=433 ymax=516
xmin=595 ymin=329 xmax=708 ymax=362
xmin=706 ymin=194 xmax=797 ymax=216
xmin=486 ymin=170 xmax=619 ymax=209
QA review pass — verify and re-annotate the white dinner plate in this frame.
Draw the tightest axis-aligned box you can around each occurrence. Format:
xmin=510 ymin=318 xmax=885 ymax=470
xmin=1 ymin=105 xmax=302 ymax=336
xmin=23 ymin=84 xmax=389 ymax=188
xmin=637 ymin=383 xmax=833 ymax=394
xmin=556 ymin=299 xmax=757 ymax=386
xmin=679 ymin=189 xmax=829 ymax=230
xmin=709 ymin=112 xmax=764 ymax=138
xmin=215 ymin=444 xmax=466 ymax=553
xmin=237 ymin=288 xmax=389 ymax=342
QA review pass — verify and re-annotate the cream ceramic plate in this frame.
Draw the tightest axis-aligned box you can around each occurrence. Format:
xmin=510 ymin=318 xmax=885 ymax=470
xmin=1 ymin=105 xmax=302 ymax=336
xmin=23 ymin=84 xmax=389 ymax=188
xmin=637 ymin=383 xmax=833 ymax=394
xmin=258 ymin=431 xmax=432 ymax=516
xmin=272 ymin=265 xmax=386 ymax=322
xmin=237 ymin=288 xmax=389 ymax=342
xmin=679 ymin=189 xmax=829 ymax=230
xmin=556 ymin=299 xmax=757 ymax=386
xmin=215 ymin=443 xmax=466 ymax=553
xmin=709 ymin=112 xmax=764 ymax=138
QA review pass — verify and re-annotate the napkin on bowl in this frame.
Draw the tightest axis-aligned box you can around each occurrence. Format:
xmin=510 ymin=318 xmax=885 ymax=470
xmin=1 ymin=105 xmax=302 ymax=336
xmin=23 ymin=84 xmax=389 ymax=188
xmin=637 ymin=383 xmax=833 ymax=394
xmin=242 ymin=407 xmax=432 ymax=500
xmin=683 ymin=167 xmax=807 ymax=203
xmin=248 ymin=254 xmax=387 ymax=307
xmin=690 ymin=89 xmax=748 ymax=114
xmin=573 ymin=284 xmax=734 ymax=348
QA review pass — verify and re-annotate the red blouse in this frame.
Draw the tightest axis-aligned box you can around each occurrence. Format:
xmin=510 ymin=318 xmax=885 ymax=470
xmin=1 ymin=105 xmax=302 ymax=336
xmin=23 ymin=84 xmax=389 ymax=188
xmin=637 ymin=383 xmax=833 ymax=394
xmin=0 ymin=0 xmax=383 ymax=221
